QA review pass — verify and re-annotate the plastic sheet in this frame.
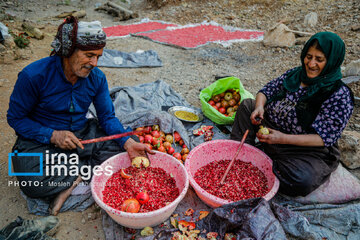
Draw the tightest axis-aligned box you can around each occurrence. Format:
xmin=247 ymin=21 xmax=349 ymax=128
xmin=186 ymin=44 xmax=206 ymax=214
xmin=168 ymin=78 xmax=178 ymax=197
xmin=101 ymin=80 xmax=360 ymax=240
xmin=97 ymin=49 xmax=162 ymax=68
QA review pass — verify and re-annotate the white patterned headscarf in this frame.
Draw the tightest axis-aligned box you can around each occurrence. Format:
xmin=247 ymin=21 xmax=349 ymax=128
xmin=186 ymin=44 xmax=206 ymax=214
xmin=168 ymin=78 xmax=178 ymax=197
xmin=51 ymin=16 xmax=106 ymax=57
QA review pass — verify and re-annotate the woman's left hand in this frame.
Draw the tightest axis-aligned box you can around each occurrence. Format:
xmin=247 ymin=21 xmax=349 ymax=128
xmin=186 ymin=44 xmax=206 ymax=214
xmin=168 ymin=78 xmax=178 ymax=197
xmin=124 ymin=138 xmax=155 ymax=160
xmin=256 ymin=128 xmax=285 ymax=145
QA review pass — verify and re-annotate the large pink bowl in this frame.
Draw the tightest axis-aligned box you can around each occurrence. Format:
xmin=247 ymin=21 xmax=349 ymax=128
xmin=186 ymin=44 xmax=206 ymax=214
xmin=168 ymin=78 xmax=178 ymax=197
xmin=91 ymin=151 xmax=189 ymax=229
xmin=185 ymin=139 xmax=279 ymax=208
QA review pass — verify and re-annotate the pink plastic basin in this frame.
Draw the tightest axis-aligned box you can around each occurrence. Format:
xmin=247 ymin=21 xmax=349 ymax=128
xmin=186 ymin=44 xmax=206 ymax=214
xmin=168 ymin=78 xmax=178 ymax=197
xmin=91 ymin=151 xmax=189 ymax=229
xmin=185 ymin=139 xmax=279 ymax=208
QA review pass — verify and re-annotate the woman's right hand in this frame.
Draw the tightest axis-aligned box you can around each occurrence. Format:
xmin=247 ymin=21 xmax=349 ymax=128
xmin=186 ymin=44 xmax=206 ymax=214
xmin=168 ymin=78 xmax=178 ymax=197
xmin=250 ymin=106 xmax=264 ymax=125
xmin=251 ymin=92 xmax=267 ymax=125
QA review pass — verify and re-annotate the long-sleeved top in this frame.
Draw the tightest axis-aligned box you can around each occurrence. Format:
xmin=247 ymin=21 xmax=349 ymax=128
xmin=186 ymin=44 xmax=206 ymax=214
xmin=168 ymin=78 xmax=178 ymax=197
xmin=259 ymin=69 xmax=353 ymax=147
xmin=7 ymin=55 xmax=131 ymax=148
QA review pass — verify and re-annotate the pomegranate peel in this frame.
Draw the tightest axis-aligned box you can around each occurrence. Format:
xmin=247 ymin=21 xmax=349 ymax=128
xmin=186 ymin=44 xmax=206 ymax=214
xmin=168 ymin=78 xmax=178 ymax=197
xmin=120 ymin=168 xmax=132 ymax=179
xmin=131 ymin=156 xmax=150 ymax=168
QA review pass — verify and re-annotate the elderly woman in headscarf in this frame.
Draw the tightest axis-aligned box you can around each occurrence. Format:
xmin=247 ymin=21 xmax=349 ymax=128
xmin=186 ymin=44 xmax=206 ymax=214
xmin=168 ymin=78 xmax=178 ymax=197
xmin=231 ymin=32 xmax=354 ymax=197
xmin=7 ymin=16 xmax=153 ymax=215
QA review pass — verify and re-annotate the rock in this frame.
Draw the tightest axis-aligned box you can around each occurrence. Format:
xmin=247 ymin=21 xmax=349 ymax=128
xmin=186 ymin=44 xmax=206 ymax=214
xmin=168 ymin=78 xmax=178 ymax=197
xmin=339 ymin=131 xmax=360 ymax=169
xmin=304 ymin=12 xmax=318 ymax=28
xmin=344 ymin=59 xmax=360 ymax=77
xmin=0 ymin=78 xmax=9 ymax=87
xmin=22 ymin=22 xmax=44 ymax=40
xmin=351 ymin=25 xmax=360 ymax=31
xmin=0 ymin=43 xmax=5 ymax=53
xmin=3 ymin=35 xmax=15 ymax=49
xmin=263 ymin=23 xmax=296 ymax=48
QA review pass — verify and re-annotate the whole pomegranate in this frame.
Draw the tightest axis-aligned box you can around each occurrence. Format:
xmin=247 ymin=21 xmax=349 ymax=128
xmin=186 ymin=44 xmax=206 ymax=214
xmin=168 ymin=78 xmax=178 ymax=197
xmin=121 ymin=199 xmax=140 ymax=213
xmin=136 ymin=192 xmax=150 ymax=204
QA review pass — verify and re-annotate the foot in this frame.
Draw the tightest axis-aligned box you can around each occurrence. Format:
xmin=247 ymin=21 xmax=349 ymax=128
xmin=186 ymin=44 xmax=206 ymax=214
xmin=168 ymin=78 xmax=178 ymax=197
xmin=49 ymin=176 xmax=82 ymax=216
xmin=49 ymin=187 xmax=73 ymax=216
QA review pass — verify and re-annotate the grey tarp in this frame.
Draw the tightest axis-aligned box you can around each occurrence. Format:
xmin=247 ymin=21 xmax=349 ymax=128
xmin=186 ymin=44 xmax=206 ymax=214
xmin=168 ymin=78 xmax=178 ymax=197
xmin=97 ymin=49 xmax=162 ymax=68
xmin=19 ymin=79 xmax=360 ymax=239
xmin=100 ymin=80 xmax=360 ymax=240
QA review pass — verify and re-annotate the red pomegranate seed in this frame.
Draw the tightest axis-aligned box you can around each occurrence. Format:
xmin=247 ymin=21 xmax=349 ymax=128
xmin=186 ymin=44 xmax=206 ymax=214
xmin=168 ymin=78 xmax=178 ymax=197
xmin=102 ymin=166 xmax=179 ymax=213
xmin=194 ymin=160 xmax=269 ymax=201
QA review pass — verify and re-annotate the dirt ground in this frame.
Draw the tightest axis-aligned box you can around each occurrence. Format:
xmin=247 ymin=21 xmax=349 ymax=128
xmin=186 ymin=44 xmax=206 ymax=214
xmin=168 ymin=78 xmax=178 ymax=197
xmin=0 ymin=0 xmax=359 ymax=239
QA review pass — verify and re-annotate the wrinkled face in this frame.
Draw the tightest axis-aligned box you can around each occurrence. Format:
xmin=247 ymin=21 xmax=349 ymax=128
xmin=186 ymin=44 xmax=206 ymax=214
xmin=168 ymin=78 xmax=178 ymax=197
xmin=68 ymin=48 xmax=103 ymax=78
xmin=303 ymin=46 xmax=327 ymax=78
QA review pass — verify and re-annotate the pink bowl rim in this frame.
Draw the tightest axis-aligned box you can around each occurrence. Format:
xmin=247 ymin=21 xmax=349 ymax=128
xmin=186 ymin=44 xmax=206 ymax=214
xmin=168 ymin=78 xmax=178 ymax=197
xmin=185 ymin=139 xmax=280 ymax=205
xmin=91 ymin=151 xmax=190 ymax=218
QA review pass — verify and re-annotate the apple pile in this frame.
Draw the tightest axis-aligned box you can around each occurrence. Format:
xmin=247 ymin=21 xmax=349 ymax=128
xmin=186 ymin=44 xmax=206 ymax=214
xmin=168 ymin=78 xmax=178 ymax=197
xmin=207 ymin=89 xmax=241 ymax=117
xmin=135 ymin=125 xmax=189 ymax=163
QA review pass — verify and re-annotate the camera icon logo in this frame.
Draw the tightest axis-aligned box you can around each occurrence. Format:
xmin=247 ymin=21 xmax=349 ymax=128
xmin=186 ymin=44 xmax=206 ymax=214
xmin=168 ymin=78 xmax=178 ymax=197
xmin=8 ymin=150 xmax=43 ymax=176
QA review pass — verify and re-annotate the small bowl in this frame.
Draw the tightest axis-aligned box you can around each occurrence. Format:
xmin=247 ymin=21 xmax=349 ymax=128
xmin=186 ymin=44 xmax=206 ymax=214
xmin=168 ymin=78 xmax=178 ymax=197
xmin=185 ymin=139 xmax=279 ymax=208
xmin=91 ymin=151 xmax=189 ymax=229
xmin=168 ymin=106 xmax=204 ymax=122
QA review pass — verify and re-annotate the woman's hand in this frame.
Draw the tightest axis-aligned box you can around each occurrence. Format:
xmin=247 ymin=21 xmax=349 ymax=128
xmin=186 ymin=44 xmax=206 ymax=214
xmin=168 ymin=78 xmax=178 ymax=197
xmin=256 ymin=128 xmax=325 ymax=146
xmin=124 ymin=138 xmax=155 ymax=160
xmin=250 ymin=106 xmax=265 ymax=125
xmin=256 ymin=128 xmax=284 ymax=144
xmin=251 ymin=92 xmax=267 ymax=125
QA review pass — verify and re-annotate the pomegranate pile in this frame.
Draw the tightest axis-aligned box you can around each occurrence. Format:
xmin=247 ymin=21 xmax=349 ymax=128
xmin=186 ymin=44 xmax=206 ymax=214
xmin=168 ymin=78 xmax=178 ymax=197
xmin=194 ymin=160 xmax=269 ymax=201
xmin=208 ymin=89 xmax=241 ymax=117
xmin=103 ymin=166 xmax=180 ymax=213
xmin=135 ymin=125 xmax=189 ymax=163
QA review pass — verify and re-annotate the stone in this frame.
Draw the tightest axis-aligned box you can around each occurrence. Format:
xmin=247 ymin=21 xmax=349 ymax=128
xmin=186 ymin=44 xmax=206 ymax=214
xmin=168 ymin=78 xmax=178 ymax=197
xmin=263 ymin=23 xmax=296 ymax=48
xmin=344 ymin=59 xmax=360 ymax=77
xmin=0 ymin=43 xmax=5 ymax=53
xmin=351 ymin=25 xmax=360 ymax=31
xmin=3 ymin=35 xmax=15 ymax=49
xmin=0 ymin=78 xmax=9 ymax=87
xmin=339 ymin=131 xmax=360 ymax=169
xmin=304 ymin=12 xmax=318 ymax=28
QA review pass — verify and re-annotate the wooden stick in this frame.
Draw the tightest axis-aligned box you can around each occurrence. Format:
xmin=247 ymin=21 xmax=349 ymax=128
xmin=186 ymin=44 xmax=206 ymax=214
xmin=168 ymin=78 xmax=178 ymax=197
xmin=287 ymin=29 xmax=314 ymax=36
xmin=80 ymin=130 xmax=144 ymax=144
xmin=220 ymin=130 xmax=249 ymax=184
